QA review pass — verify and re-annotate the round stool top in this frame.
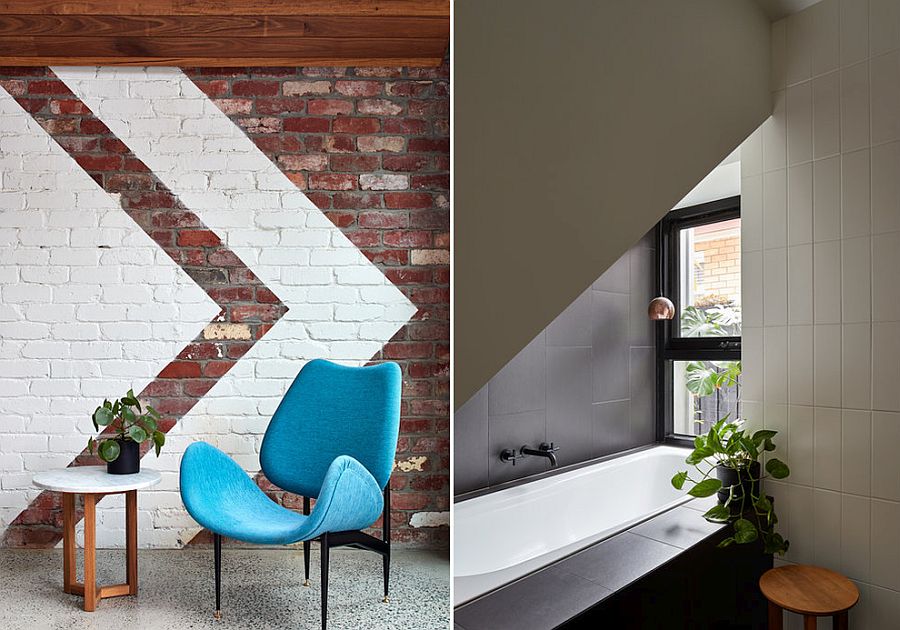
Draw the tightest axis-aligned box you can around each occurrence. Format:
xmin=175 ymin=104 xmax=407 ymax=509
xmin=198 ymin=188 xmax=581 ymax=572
xmin=759 ymin=565 xmax=859 ymax=615
xmin=33 ymin=466 xmax=161 ymax=494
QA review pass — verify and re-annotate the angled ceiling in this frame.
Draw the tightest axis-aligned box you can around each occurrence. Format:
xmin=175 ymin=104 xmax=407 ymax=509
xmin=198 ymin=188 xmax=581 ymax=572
xmin=454 ymin=0 xmax=772 ymax=408
xmin=0 ymin=0 xmax=450 ymax=66
xmin=752 ymin=0 xmax=823 ymax=20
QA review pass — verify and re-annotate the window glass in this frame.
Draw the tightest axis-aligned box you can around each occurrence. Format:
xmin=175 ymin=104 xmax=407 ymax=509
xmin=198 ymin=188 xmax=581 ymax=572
xmin=672 ymin=360 xmax=742 ymax=436
xmin=677 ymin=218 xmax=741 ymax=338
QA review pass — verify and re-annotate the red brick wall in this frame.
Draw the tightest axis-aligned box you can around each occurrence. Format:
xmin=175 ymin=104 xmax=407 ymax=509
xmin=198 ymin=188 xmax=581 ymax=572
xmin=184 ymin=61 xmax=450 ymax=547
xmin=0 ymin=60 xmax=449 ymax=549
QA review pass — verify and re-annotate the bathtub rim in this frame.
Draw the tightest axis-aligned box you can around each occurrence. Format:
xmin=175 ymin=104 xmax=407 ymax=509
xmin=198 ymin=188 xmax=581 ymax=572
xmin=454 ymin=442 xmax=687 ymax=503
xmin=453 ymin=443 xmax=698 ymax=606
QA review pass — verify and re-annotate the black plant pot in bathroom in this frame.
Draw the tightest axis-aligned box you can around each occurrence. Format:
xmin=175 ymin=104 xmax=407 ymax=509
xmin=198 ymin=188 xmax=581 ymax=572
xmin=716 ymin=461 xmax=760 ymax=510
xmin=107 ymin=439 xmax=140 ymax=475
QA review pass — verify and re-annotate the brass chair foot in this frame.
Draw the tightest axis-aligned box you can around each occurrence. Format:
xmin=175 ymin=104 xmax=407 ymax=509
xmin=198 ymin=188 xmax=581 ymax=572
xmin=303 ymin=579 xmax=310 ymax=587
xmin=383 ymin=595 xmax=390 ymax=603
xmin=214 ymin=610 xmax=222 ymax=620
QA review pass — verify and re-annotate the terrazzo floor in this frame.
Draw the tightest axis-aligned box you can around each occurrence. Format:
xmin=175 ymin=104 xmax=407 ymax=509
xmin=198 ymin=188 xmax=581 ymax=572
xmin=0 ymin=547 xmax=450 ymax=629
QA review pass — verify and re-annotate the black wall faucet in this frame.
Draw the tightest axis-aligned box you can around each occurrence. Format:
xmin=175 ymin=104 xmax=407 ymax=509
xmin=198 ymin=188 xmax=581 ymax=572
xmin=520 ymin=442 xmax=559 ymax=467
xmin=500 ymin=442 xmax=560 ymax=467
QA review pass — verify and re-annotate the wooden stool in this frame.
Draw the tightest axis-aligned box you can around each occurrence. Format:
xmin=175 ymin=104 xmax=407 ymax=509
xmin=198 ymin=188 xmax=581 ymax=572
xmin=759 ymin=565 xmax=859 ymax=630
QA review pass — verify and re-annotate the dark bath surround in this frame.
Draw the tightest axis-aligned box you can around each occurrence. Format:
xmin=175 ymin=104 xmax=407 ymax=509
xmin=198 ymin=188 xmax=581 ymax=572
xmin=454 ymin=232 xmax=658 ymax=496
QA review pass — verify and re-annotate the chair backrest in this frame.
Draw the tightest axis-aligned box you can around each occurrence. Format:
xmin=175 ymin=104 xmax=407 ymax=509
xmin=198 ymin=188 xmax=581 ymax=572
xmin=260 ymin=359 xmax=402 ymax=498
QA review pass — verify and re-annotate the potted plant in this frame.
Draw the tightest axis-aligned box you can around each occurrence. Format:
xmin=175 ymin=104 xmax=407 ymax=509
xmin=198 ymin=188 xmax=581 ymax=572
xmin=87 ymin=390 xmax=165 ymax=475
xmin=671 ymin=417 xmax=790 ymax=554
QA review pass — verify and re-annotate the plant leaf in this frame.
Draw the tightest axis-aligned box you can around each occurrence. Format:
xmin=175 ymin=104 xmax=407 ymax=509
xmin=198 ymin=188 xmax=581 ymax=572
xmin=671 ymin=471 xmax=688 ymax=490
xmin=703 ymin=504 xmax=731 ymax=523
xmin=128 ymin=425 xmax=147 ymax=443
xmin=152 ymin=430 xmax=165 ymax=457
xmin=141 ymin=416 xmax=157 ymax=432
xmin=688 ymin=478 xmax=722 ymax=498
xmin=717 ymin=536 xmax=735 ymax=548
xmin=766 ymin=458 xmax=790 ymax=479
xmin=733 ymin=518 xmax=759 ymax=544
xmin=98 ymin=439 xmax=120 ymax=463
xmin=685 ymin=446 xmax=714 ymax=465
xmin=93 ymin=406 xmax=114 ymax=427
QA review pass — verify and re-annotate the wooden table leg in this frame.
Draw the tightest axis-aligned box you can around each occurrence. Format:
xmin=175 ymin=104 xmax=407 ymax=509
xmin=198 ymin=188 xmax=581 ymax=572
xmin=83 ymin=493 xmax=97 ymax=612
xmin=803 ymin=615 xmax=817 ymax=630
xmin=126 ymin=490 xmax=137 ymax=595
xmin=768 ymin=601 xmax=783 ymax=630
xmin=834 ymin=611 xmax=848 ymax=630
xmin=62 ymin=494 xmax=75 ymax=594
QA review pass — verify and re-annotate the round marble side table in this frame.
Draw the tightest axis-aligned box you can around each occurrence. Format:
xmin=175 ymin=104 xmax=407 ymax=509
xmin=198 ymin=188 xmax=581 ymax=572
xmin=33 ymin=466 xmax=161 ymax=612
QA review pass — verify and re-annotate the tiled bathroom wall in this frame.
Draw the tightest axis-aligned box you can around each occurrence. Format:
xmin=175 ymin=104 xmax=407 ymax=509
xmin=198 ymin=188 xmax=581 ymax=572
xmin=455 ymin=233 xmax=656 ymax=495
xmin=743 ymin=0 xmax=900 ymax=624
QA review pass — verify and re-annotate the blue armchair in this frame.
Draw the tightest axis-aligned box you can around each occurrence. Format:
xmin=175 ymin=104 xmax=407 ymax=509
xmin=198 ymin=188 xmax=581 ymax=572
xmin=179 ymin=359 xmax=402 ymax=629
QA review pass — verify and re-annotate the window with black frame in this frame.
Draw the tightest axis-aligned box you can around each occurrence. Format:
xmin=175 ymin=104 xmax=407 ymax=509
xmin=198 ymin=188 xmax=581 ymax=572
xmin=658 ymin=197 xmax=741 ymax=441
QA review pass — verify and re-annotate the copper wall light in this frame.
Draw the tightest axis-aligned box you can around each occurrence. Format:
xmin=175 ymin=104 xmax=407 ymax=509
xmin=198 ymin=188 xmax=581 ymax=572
xmin=648 ymin=296 xmax=675 ymax=320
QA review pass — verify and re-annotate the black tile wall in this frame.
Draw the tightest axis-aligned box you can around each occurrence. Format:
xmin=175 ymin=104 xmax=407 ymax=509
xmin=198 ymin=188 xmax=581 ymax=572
xmin=454 ymin=234 xmax=658 ymax=496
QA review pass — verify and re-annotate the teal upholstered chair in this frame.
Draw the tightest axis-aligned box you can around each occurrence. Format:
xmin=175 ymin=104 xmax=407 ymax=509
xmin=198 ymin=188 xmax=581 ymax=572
xmin=179 ymin=359 xmax=402 ymax=629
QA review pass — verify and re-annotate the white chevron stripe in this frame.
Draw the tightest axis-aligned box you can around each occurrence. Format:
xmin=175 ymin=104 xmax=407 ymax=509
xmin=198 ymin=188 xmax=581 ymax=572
xmin=0 ymin=86 xmax=220 ymax=538
xmin=51 ymin=67 xmax=417 ymax=547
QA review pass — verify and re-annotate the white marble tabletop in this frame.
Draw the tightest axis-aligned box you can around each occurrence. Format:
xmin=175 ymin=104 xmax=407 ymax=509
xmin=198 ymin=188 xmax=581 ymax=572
xmin=33 ymin=467 xmax=161 ymax=494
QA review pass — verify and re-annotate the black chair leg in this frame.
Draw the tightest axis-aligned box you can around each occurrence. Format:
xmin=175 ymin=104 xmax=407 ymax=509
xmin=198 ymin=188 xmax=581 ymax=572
xmin=303 ymin=497 xmax=311 ymax=587
xmin=383 ymin=484 xmax=391 ymax=603
xmin=213 ymin=533 xmax=222 ymax=620
xmin=320 ymin=533 xmax=329 ymax=630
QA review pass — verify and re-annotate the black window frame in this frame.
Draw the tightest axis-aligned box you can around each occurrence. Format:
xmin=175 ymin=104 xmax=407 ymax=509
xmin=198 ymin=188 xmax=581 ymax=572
xmin=656 ymin=196 xmax=741 ymax=446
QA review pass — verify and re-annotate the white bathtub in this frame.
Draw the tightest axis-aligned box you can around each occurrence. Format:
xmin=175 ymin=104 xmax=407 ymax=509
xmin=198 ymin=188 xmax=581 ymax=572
xmin=453 ymin=445 xmax=692 ymax=605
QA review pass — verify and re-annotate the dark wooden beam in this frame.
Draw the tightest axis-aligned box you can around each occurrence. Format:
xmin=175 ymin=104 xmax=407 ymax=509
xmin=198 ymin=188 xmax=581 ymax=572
xmin=0 ymin=1 xmax=449 ymax=66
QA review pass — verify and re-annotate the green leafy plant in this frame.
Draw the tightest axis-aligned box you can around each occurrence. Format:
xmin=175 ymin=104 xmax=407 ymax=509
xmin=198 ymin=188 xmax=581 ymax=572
xmin=671 ymin=417 xmax=791 ymax=555
xmin=681 ymin=303 xmax=741 ymax=338
xmin=87 ymin=389 xmax=165 ymax=463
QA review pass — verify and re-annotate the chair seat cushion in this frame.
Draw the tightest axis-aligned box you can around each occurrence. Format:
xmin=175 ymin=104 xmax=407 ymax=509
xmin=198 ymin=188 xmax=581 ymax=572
xmin=180 ymin=442 xmax=383 ymax=545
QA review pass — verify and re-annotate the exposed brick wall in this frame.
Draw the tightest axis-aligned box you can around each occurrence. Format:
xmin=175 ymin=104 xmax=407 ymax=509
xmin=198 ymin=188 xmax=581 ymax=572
xmin=184 ymin=62 xmax=450 ymax=547
xmin=0 ymin=61 xmax=448 ymax=549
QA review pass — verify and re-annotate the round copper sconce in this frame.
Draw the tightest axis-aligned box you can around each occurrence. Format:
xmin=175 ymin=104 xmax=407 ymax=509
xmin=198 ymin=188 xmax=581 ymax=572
xmin=648 ymin=297 xmax=675 ymax=320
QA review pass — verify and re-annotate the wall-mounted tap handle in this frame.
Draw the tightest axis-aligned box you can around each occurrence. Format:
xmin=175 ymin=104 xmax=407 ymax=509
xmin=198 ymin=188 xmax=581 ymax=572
xmin=539 ymin=442 xmax=559 ymax=453
xmin=499 ymin=448 xmax=519 ymax=466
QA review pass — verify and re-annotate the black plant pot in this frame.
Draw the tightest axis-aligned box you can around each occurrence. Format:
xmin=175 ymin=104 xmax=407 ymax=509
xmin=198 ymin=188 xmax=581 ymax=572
xmin=107 ymin=439 xmax=140 ymax=475
xmin=716 ymin=461 xmax=760 ymax=509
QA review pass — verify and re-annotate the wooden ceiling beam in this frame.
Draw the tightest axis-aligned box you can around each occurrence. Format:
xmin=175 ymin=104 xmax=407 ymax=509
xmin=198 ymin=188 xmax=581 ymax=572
xmin=0 ymin=1 xmax=449 ymax=66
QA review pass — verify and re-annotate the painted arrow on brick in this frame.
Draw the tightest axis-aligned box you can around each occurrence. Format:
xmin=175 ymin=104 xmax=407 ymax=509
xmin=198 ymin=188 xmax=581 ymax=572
xmin=0 ymin=68 xmax=287 ymax=547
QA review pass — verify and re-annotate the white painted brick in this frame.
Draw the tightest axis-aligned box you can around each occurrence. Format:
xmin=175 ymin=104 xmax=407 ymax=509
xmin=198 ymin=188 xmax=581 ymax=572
xmin=3 ymin=284 xmax=51 ymax=303
xmin=335 ymin=304 xmax=385 ymax=321
xmin=21 ymin=341 xmax=70 ymax=359
xmin=0 ymin=322 xmax=49 ymax=339
xmin=0 ymin=360 xmax=48 ymax=378
xmin=0 ymin=491 xmax=26 ymax=508
xmin=20 ymin=266 xmax=68 ymax=284
xmin=23 ymin=304 xmax=75 ymax=323
xmin=54 ymin=285 xmax=101 ymax=303
xmin=76 ymin=304 xmax=128 ymax=322
xmin=6 ymin=435 xmax=48 ymax=452
xmin=51 ymin=322 xmax=100 ymax=340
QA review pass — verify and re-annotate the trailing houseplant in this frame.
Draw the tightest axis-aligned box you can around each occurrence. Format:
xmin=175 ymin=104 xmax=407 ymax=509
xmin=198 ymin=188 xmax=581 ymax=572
xmin=671 ymin=417 xmax=790 ymax=555
xmin=87 ymin=389 xmax=165 ymax=475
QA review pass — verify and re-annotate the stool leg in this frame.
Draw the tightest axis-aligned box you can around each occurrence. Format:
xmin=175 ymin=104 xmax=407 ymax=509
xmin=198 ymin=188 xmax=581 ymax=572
xmin=768 ymin=602 xmax=783 ymax=630
xmin=83 ymin=493 xmax=97 ymax=612
xmin=803 ymin=615 xmax=817 ymax=630
xmin=833 ymin=611 xmax=848 ymax=630
xmin=62 ymin=494 xmax=75 ymax=594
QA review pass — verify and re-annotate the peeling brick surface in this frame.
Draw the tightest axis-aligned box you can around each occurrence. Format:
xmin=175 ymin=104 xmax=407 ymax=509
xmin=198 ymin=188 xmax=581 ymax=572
xmin=184 ymin=59 xmax=449 ymax=548
xmin=0 ymin=59 xmax=448 ymax=550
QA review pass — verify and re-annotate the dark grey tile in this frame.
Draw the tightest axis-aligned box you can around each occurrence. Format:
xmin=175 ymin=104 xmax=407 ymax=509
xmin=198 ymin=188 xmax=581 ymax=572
xmin=488 ymin=332 xmax=547 ymax=416
xmin=454 ymin=563 xmax=610 ymax=630
xmin=592 ymin=251 xmax=630 ymax=293
xmin=488 ymin=409 xmax=547 ymax=485
xmin=591 ymin=291 xmax=629 ymax=402
xmin=454 ymin=385 xmax=489 ymax=495
xmin=547 ymin=346 xmax=593 ymax=466
xmin=629 ymin=245 xmax=656 ymax=346
xmin=630 ymin=506 xmax=725 ymax=549
xmin=592 ymin=399 xmax=630 ymax=457
xmin=629 ymin=346 xmax=656 ymax=447
xmin=563 ymin=532 xmax=680 ymax=592
xmin=547 ymin=288 xmax=592 ymax=347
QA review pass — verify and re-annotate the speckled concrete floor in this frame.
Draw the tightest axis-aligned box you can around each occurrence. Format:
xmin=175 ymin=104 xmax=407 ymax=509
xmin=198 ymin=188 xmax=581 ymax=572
xmin=0 ymin=547 xmax=450 ymax=629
